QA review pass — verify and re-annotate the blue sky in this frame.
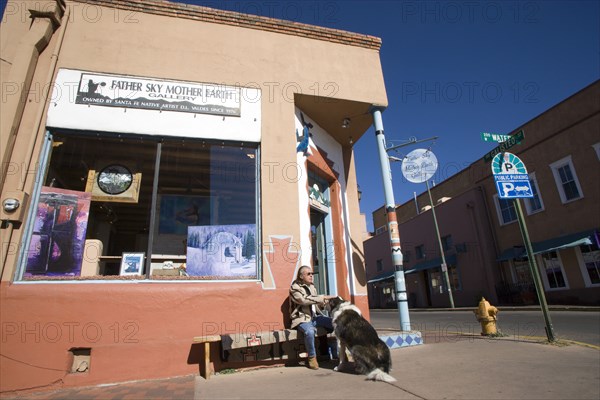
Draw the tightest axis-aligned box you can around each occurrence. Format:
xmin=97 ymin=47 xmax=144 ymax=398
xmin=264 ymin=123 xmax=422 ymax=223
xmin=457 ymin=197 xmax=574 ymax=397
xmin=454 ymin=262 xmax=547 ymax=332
xmin=194 ymin=0 xmax=596 ymax=231
xmin=2 ymin=1 xmax=598 ymax=232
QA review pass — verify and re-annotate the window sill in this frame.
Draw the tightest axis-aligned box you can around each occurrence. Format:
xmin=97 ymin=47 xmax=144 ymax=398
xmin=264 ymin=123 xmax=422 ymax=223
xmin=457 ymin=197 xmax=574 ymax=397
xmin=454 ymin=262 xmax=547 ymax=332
xmin=18 ymin=274 xmax=259 ymax=282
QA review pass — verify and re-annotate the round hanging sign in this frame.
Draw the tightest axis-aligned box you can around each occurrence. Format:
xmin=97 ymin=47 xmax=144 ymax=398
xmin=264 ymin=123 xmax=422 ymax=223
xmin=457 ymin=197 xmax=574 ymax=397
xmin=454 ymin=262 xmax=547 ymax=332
xmin=401 ymin=148 xmax=438 ymax=183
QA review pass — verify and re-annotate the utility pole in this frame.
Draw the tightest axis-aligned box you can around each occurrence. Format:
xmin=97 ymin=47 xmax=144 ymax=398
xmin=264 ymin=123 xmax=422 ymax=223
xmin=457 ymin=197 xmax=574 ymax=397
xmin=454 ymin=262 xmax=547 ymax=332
xmin=426 ymin=179 xmax=455 ymax=308
xmin=372 ymin=107 xmax=410 ymax=331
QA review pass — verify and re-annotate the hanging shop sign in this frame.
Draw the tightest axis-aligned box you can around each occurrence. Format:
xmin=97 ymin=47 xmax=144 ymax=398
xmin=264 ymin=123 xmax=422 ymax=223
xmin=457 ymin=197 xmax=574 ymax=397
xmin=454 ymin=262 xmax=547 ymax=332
xmin=75 ymin=72 xmax=241 ymax=117
xmin=401 ymin=148 xmax=438 ymax=183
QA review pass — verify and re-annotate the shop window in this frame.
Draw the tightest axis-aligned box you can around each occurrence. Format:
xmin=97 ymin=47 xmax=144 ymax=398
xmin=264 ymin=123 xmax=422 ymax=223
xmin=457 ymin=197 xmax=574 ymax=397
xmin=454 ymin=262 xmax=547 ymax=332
xmin=578 ymin=243 xmax=600 ymax=287
xmin=539 ymin=251 xmax=568 ymax=290
xmin=18 ymin=131 xmax=259 ymax=281
xmin=524 ymin=172 xmax=544 ymax=215
xmin=549 ymin=155 xmax=583 ymax=203
xmin=493 ymin=195 xmax=517 ymax=226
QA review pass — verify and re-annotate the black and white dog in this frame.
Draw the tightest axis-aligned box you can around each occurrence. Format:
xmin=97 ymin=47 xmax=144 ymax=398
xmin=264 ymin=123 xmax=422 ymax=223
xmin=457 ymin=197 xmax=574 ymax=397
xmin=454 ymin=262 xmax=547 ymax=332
xmin=327 ymin=296 xmax=396 ymax=383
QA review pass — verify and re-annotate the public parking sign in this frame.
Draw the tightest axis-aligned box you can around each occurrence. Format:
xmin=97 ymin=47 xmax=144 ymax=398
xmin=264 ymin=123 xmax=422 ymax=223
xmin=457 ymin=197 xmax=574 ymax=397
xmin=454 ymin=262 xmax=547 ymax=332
xmin=492 ymin=152 xmax=533 ymax=199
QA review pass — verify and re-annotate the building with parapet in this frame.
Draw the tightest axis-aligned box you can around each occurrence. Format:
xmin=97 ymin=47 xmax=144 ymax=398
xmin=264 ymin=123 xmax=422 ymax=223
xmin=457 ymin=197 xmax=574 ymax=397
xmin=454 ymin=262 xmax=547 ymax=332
xmin=0 ymin=0 xmax=388 ymax=391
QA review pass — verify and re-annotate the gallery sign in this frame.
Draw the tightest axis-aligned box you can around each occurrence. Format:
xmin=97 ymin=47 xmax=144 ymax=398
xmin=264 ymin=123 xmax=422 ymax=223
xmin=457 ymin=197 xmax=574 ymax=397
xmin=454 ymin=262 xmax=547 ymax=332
xmin=47 ymin=69 xmax=261 ymax=142
xmin=401 ymin=148 xmax=438 ymax=184
xmin=76 ymin=72 xmax=241 ymax=117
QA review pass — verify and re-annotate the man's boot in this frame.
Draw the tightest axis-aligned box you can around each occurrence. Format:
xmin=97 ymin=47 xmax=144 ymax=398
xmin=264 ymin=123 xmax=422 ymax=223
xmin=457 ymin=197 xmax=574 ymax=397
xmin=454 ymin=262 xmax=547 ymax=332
xmin=307 ymin=356 xmax=319 ymax=370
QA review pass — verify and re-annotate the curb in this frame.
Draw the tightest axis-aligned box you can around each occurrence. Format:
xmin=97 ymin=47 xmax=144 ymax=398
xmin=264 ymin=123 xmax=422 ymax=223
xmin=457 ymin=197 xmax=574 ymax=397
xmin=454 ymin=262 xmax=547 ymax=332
xmin=373 ymin=306 xmax=600 ymax=312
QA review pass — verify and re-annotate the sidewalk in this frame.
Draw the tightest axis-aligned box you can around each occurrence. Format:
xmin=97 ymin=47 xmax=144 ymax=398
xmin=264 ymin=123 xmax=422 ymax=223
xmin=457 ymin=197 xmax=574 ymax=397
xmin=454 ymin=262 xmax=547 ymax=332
xmin=2 ymin=334 xmax=599 ymax=400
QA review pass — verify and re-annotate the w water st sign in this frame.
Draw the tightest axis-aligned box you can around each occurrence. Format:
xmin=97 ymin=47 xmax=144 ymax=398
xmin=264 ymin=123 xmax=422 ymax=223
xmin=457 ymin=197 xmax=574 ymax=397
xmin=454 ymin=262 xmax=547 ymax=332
xmin=492 ymin=152 xmax=533 ymax=199
xmin=481 ymin=132 xmax=511 ymax=142
xmin=483 ymin=130 xmax=524 ymax=163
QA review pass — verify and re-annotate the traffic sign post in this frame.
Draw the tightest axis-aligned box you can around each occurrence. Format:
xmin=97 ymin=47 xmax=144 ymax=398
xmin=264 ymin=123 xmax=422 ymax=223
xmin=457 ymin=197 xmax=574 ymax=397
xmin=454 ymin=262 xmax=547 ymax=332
xmin=513 ymin=198 xmax=556 ymax=342
xmin=491 ymin=152 xmax=556 ymax=342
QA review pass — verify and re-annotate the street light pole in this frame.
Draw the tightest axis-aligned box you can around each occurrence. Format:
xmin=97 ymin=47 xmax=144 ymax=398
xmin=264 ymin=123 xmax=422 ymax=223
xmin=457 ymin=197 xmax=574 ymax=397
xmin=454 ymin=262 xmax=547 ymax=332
xmin=372 ymin=107 xmax=411 ymax=331
xmin=426 ymin=180 xmax=455 ymax=308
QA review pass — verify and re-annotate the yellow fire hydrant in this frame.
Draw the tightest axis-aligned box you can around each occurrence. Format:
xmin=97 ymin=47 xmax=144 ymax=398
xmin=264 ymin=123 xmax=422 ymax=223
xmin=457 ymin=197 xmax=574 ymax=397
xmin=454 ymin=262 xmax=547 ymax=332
xmin=474 ymin=297 xmax=499 ymax=335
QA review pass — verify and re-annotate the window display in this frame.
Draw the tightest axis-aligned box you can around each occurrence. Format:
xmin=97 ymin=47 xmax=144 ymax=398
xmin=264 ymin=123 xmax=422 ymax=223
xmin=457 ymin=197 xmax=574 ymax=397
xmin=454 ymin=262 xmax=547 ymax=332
xmin=19 ymin=131 xmax=259 ymax=281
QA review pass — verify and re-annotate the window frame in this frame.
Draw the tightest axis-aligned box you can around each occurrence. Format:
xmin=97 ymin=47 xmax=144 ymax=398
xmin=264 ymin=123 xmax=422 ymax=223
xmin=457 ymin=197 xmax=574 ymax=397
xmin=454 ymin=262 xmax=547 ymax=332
xmin=537 ymin=251 xmax=569 ymax=291
xmin=523 ymin=172 xmax=545 ymax=215
xmin=441 ymin=235 xmax=453 ymax=252
xmin=592 ymin=143 xmax=600 ymax=161
xmin=415 ymin=244 xmax=426 ymax=260
xmin=576 ymin=243 xmax=600 ymax=287
xmin=549 ymin=155 xmax=583 ymax=204
xmin=493 ymin=194 xmax=517 ymax=226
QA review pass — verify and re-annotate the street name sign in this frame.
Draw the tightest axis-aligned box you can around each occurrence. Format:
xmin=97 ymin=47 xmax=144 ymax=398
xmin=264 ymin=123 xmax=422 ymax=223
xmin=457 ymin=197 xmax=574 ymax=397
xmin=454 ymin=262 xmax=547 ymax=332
xmin=483 ymin=130 xmax=524 ymax=163
xmin=481 ymin=132 xmax=511 ymax=142
xmin=491 ymin=152 xmax=533 ymax=199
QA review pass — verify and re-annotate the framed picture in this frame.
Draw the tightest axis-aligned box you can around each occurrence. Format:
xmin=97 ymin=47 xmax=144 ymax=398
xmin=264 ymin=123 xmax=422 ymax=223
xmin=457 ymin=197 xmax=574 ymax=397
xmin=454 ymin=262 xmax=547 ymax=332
xmin=85 ymin=159 xmax=142 ymax=204
xmin=24 ymin=187 xmax=91 ymax=277
xmin=120 ymin=252 xmax=145 ymax=276
xmin=186 ymin=224 xmax=257 ymax=279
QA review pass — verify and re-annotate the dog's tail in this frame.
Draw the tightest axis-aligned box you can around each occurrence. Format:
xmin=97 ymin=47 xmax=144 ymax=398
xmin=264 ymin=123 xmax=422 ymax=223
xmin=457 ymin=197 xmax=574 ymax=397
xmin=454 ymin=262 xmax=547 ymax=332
xmin=366 ymin=368 xmax=397 ymax=383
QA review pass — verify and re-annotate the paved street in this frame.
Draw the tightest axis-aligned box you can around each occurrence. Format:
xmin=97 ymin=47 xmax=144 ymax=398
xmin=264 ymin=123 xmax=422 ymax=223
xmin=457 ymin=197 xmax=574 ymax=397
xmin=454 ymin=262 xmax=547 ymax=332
xmin=370 ymin=309 xmax=600 ymax=347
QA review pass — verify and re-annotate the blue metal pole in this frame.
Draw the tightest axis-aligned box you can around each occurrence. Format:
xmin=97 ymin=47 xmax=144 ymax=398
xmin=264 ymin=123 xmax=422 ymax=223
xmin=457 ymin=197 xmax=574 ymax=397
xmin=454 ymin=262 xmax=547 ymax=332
xmin=372 ymin=107 xmax=411 ymax=331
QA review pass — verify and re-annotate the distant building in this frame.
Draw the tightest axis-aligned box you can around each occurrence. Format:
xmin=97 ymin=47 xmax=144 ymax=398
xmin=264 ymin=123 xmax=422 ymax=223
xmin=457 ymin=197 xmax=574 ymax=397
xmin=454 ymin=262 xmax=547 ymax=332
xmin=365 ymin=80 xmax=600 ymax=308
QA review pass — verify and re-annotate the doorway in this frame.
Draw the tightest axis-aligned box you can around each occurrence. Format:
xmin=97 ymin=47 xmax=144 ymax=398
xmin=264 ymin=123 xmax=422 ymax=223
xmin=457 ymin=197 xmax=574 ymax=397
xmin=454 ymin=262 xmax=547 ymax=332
xmin=310 ymin=209 xmax=329 ymax=295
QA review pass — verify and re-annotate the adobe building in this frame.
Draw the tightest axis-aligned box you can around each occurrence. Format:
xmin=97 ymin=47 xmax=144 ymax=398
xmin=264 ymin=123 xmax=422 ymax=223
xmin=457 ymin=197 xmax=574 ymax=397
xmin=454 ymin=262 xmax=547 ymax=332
xmin=366 ymin=81 xmax=600 ymax=308
xmin=0 ymin=0 xmax=387 ymax=392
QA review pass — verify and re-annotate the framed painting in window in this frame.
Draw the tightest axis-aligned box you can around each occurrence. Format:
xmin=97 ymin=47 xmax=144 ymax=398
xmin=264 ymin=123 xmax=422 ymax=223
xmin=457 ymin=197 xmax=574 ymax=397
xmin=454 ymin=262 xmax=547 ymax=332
xmin=120 ymin=252 xmax=145 ymax=276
